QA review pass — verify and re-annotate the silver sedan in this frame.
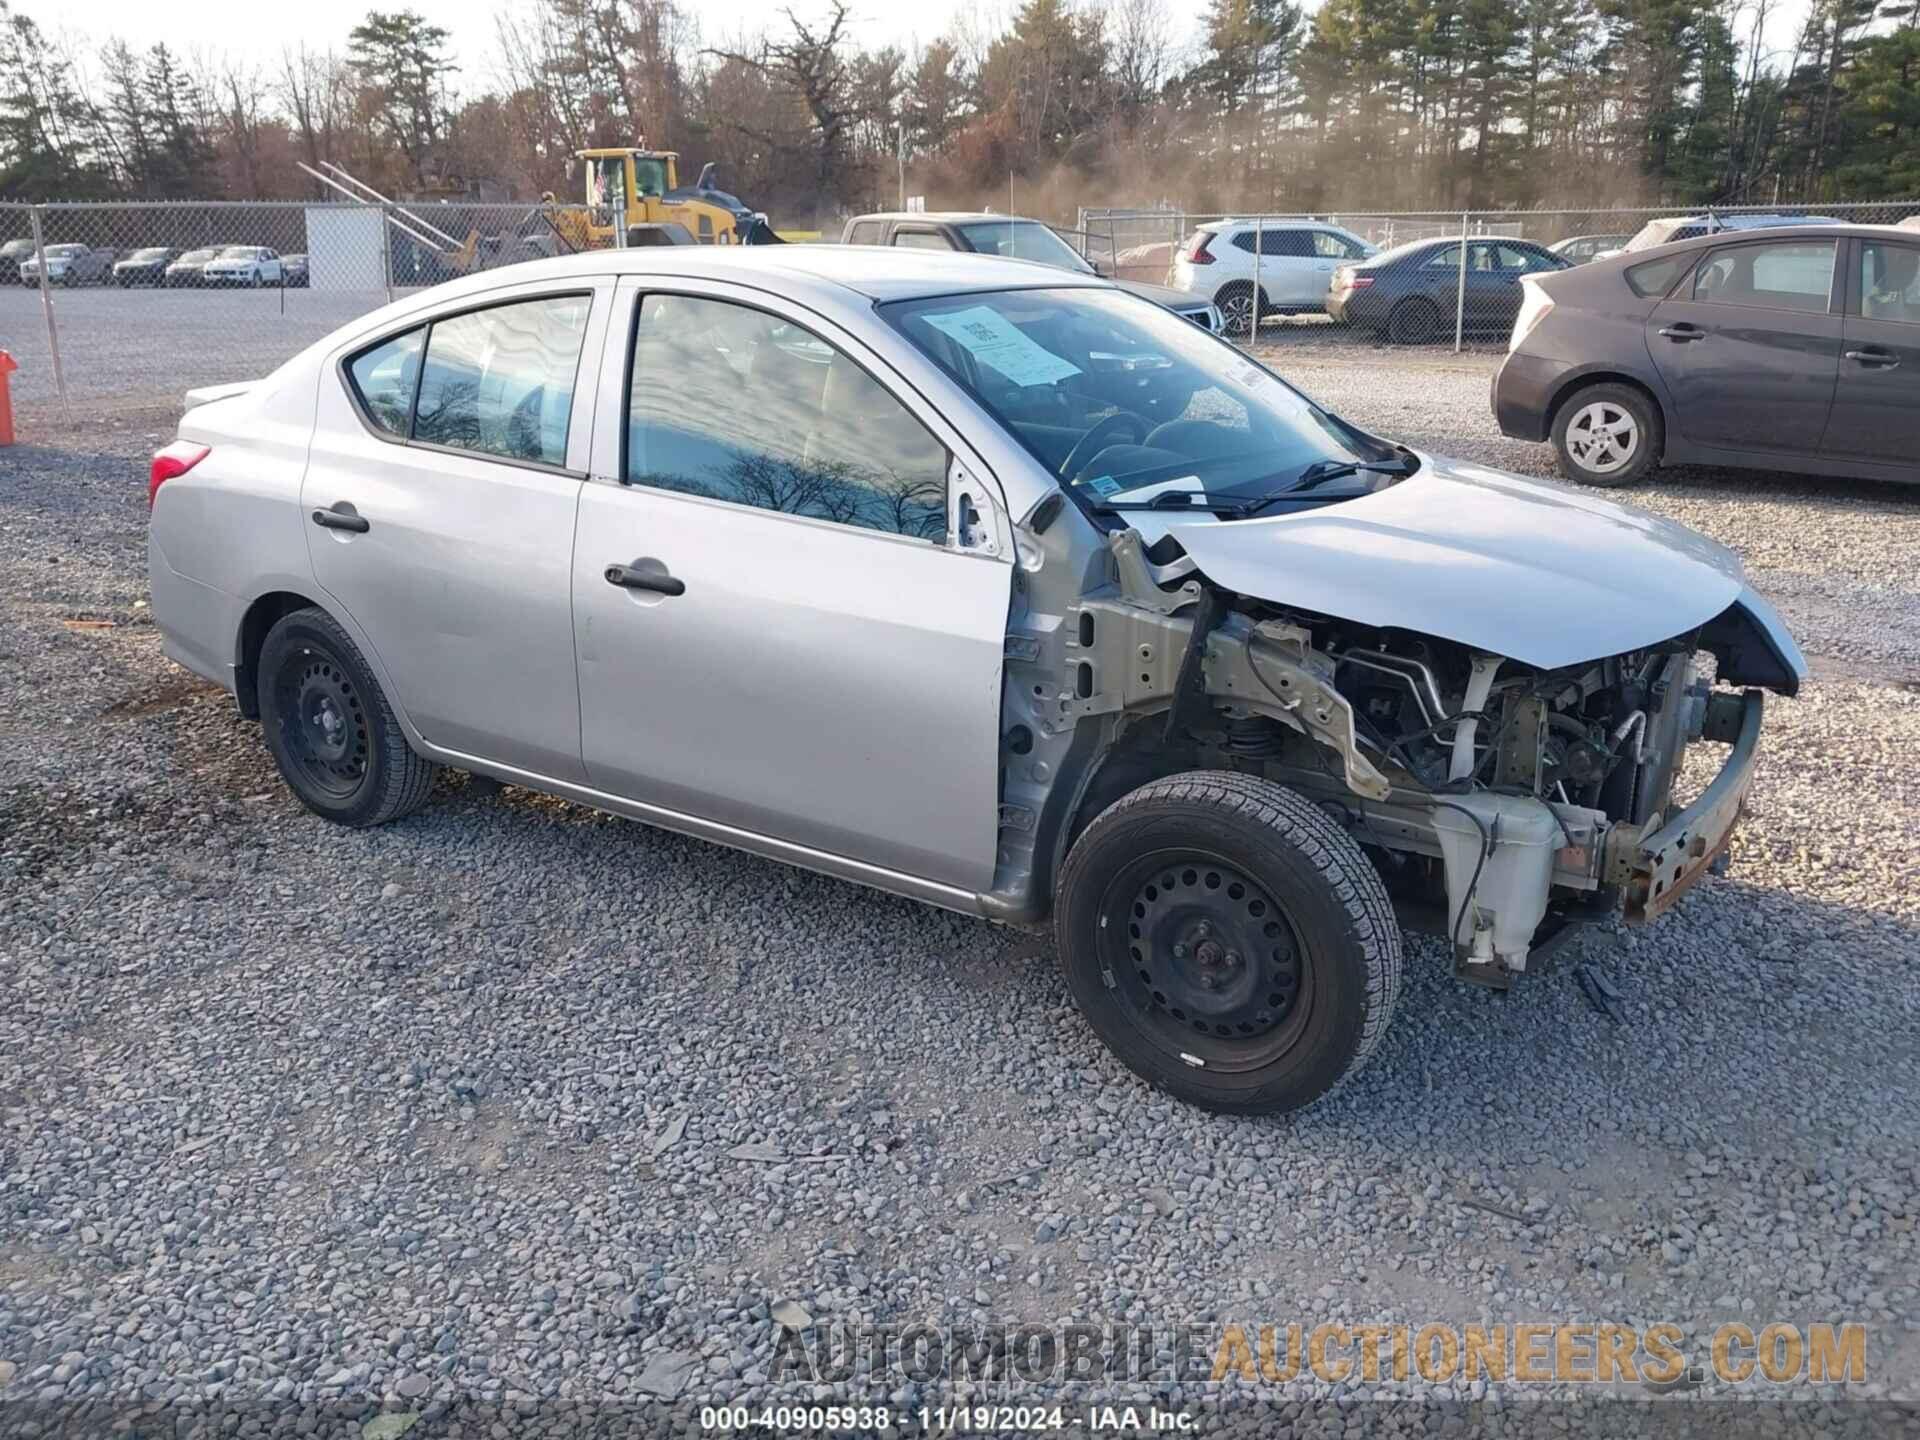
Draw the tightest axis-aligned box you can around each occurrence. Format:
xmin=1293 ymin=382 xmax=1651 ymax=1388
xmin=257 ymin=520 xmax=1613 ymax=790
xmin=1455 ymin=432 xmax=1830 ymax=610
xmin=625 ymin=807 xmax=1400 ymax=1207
xmin=147 ymin=247 xmax=1804 ymax=1114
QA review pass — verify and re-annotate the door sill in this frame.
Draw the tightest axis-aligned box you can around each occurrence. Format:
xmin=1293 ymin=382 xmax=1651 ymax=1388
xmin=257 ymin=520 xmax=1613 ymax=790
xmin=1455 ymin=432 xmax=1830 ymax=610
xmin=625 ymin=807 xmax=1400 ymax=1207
xmin=415 ymin=741 xmax=991 ymax=919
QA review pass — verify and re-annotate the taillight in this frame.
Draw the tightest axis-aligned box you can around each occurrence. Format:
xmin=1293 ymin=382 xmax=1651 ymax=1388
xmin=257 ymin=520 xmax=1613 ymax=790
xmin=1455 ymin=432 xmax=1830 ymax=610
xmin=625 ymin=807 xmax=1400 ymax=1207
xmin=1509 ymin=279 xmax=1556 ymax=353
xmin=1189 ymin=235 xmax=1216 ymax=265
xmin=149 ymin=441 xmax=209 ymax=508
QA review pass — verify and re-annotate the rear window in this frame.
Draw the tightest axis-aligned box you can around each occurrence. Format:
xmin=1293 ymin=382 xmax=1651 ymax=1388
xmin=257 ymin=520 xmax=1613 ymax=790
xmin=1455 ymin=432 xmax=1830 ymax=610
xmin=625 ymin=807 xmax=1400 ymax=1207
xmin=1625 ymin=255 xmax=1690 ymax=298
xmin=845 ymin=221 xmax=883 ymax=245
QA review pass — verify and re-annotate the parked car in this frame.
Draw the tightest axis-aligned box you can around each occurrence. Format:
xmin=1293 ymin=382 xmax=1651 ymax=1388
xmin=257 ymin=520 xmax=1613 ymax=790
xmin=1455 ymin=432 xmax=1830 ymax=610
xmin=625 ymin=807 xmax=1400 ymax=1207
xmin=1327 ymin=236 xmax=1571 ymax=343
xmin=20 ymin=244 xmax=116 ymax=286
xmin=1899 ymin=216 xmax=1920 ymax=232
xmin=1605 ymin=212 xmax=1843 ymax=260
xmin=281 ymin=253 xmax=310 ymax=288
xmin=147 ymin=246 xmax=1803 ymax=1115
xmin=0 ymin=237 xmax=34 ymax=284
xmin=166 ymin=248 xmax=223 ymax=287
xmin=201 ymin=245 xmax=284 ymax=287
xmin=841 ymin=212 xmax=1223 ymax=333
xmin=114 ymin=247 xmax=179 ymax=286
xmin=1168 ymin=219 xmax=1376 ymax=333
xmin=1549 ymin=234 xmax=1631 ymax=264
xmin=1494 ymin=224 xmax=1919 ymax=489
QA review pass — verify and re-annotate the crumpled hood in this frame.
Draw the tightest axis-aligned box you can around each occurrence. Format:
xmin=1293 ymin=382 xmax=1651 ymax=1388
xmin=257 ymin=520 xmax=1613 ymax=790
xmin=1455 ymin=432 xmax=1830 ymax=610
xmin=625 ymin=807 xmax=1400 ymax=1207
xmin=1162 ymin=454 xmax=1753 ymax=669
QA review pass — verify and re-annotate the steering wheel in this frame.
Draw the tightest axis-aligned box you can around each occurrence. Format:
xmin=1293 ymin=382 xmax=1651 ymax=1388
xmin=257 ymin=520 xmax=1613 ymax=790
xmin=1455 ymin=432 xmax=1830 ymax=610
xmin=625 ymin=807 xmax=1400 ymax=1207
xmin=1057 ymin=411 xmax=1150 ymax=481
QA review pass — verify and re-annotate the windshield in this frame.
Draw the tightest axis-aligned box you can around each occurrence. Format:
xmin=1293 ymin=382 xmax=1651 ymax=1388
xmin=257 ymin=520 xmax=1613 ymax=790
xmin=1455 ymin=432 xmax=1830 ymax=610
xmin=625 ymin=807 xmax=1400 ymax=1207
xmin=957 ymin=221 xmax=1095 ymax=274
xmin=882 ymin=287 xmax=1404 ymax=516
xmin=179 ymin=249 xmax=216 ymax=263
xmin=132 ymin=248 xmax=169 ymax=261
xmin=47 ymin=245 xmax=84 ymax=257
xmin=634 ymin=156 xmax=669 ymax=197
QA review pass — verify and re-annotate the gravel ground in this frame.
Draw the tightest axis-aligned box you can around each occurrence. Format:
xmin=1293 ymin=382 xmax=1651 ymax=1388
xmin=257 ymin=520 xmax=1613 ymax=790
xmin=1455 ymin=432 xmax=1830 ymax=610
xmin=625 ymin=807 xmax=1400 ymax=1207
xmin=2 ymin=342 xmax=1917 ymax=1436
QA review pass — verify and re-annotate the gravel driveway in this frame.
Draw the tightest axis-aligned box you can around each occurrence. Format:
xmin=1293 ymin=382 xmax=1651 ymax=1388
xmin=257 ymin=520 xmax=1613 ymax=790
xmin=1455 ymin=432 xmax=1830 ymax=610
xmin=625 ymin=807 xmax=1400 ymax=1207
xmin=2 ymin=345 xmax=1916 ymax=1434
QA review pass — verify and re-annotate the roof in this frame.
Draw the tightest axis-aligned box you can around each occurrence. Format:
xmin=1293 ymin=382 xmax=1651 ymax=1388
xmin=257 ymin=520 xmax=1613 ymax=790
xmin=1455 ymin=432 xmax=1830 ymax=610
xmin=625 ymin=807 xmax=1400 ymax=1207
xmin=401 ymin=242 xmax=1113 ymax=310
xmin=847 ymin=211 xmax=1052 ymax=226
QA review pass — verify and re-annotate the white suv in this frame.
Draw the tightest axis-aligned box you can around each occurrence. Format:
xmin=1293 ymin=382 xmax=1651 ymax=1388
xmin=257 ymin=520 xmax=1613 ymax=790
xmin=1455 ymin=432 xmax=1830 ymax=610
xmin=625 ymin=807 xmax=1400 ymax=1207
xmin=1168 ymin=220 xmax=1375 ymax=333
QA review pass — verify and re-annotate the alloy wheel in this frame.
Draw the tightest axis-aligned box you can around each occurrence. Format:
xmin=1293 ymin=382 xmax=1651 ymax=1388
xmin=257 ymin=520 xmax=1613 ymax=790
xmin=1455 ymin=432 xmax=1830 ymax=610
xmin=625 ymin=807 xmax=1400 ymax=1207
xmin=1565 ymin=400 xmax=1639 ymax=476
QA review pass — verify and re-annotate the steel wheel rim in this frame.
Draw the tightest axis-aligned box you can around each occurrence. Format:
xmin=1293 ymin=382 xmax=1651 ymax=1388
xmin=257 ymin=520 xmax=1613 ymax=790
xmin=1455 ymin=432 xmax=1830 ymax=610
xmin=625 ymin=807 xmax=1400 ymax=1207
xmin=1099 ymin=849 xmax=1316 ymax=1074
xmin=274 ymin=645 xmax=370 ymax=801
xmin=1566 ymin=401 xmax=1638 ymax=474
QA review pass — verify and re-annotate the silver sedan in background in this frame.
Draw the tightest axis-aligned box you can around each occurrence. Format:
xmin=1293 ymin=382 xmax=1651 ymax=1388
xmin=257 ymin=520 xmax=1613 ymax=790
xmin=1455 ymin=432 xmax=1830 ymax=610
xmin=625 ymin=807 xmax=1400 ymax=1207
xmin=145 ymin=247 xmax=1802 ymax=1115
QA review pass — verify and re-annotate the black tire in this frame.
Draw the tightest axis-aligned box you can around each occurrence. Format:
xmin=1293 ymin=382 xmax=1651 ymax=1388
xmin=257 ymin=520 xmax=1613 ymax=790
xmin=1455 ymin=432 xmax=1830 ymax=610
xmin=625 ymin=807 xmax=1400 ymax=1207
xmin=1055 ymin=771 xmax=1403 ymax=1115
xmin=1215 ymin=281 xmax=1264 ymax=338
xmin=1550 ymin=381 xmax=1663 ymax=488
xmin=257 ymin=607 xmax=439 ymax=827
xmin=1386 ymin=298 xmax=1441 ymax=344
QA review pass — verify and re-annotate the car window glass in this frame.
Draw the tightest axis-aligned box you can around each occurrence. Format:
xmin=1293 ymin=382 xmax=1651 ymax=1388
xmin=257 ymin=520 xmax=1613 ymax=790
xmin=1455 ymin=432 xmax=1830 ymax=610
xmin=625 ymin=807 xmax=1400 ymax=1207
xmin=1312 ymin=231 xmax=1360 ymax=259
xmin=846 ymin=221 xmax=883 ymax=245
xmin=894 ymin=230 xmax=956 ymax=251
xmin=1423 ymin=244 xmax=1462 ymax=269
xmin=1860 ymin=242 xmax=1920 ymax=323
xmin=1692 ymin=241 xmax=1835 ymax=312
xmin=1496 ymin=244 xmax=1547 ymax=271
xmin=1626 ymin=254 xmax=1690 ymax=298
xmin=625 ymin=294 xmax=949 ymax=542
xmin=1259 ymin=229 xmax=1312 ymax=258
xmin=411 ymin=296 xmax=591 ymax=465
xmin=348 ymin=327 xmax=426 ymax=437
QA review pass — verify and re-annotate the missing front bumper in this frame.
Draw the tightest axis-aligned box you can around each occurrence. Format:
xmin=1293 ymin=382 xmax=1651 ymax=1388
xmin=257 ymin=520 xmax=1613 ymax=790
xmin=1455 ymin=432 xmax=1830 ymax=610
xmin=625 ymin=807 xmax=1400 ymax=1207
xmin=1621 ymin=689 xmax=1765 ymax=924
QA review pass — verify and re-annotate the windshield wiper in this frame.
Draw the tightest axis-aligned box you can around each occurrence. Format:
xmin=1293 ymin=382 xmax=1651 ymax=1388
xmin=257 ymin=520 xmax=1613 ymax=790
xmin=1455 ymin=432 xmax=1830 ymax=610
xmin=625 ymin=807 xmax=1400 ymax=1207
xmin=1092 ymin=490 xmax=1258 ymax=516
xmin=1287 ymin=456 xmax=1419 ymax=493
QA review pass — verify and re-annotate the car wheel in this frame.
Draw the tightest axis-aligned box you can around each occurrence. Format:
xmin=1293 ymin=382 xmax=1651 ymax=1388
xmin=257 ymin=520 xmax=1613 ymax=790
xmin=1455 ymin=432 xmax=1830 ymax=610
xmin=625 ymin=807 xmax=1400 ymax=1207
xmin=257 ymin=607 xmax=440 ymax=828
xmin=1386 ymin=298 xmax=1442 ymax=344
xmin=1055 ymin=771 xmax=1402 ymax=1116
xmin=250 ymin=270 xmax=262 ymax=288
xmin=1215 ymin=282 xmax=1263 ymax=338
xmin=1551 ymin=382 xmax=1663 ymax=488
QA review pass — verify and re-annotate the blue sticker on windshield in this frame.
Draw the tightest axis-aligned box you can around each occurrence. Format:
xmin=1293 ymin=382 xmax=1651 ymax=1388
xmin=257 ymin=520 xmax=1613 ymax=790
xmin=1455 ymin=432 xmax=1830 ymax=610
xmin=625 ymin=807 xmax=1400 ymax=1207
xmin=1086 ymin=475 xmax=1121 ymax=496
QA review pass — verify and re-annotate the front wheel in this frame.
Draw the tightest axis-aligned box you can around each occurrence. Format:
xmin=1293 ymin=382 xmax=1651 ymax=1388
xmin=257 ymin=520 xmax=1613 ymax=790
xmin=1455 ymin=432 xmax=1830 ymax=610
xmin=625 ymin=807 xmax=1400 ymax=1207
xmin=1055 ymin=772 xmax=1403 ymax=1115
xmin=257 ymin=607 xmax=440 ymax=827
xmin=1551 ymin=382 xmax=1663 ymax=487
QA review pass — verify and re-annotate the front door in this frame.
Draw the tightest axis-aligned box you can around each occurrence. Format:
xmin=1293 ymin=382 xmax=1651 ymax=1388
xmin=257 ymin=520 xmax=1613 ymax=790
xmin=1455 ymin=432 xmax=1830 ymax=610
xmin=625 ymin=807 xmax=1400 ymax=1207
xmin=1643 ymin=237 xmax=1842 ymax=454
xmin=572 ymin=281 xmax=1013 ymax=892
xmin=302 ymin=282 xmax=610 ymax=782
xmin=1821 ymin=236 xmax=1920 ymax=470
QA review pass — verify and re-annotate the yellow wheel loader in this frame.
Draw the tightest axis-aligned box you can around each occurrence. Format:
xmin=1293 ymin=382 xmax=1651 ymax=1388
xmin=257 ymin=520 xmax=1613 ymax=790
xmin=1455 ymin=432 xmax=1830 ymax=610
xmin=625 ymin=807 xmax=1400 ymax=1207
xmin=559 ymin=147 xmax=776 ymax=249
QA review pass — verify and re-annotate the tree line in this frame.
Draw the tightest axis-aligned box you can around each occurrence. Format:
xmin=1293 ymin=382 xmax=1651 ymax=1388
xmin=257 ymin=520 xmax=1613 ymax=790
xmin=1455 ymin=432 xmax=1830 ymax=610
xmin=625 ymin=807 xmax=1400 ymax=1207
xmin=2 ymin=0 xmax=1915 ymax=222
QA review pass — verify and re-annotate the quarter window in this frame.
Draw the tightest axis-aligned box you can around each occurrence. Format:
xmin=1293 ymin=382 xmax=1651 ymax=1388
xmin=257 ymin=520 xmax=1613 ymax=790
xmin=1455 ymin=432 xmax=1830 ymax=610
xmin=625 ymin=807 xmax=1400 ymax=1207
xmin=1859 ymin=241 xmax=1920 ymax=324
xmin=625 ymin=294 xmax=949 ymax=542
xmin=347 ymin=327 xmax=425 ymax=437
xmin=411 ymin=295 xmax=591 ymax=465
xmin=1691 ymin=240 xmax=1836 ymax=312
xmin=1625 ymin=254 xmax=1689 ymax=298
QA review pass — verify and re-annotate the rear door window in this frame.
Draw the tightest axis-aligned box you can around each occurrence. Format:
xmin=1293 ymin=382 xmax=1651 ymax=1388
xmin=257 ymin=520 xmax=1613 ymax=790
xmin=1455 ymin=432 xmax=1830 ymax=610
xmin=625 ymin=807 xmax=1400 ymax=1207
xmin=410 ymin=295 xmax=592 ymax=465
xmin=1691 ymin=240 xmax=1836 ymax=312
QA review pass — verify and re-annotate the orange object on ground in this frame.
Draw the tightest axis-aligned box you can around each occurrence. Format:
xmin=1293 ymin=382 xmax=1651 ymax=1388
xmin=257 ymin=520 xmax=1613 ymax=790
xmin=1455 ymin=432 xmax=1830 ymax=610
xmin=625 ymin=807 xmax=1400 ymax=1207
xmin=0 ymin=350 xmax=16 ymax=446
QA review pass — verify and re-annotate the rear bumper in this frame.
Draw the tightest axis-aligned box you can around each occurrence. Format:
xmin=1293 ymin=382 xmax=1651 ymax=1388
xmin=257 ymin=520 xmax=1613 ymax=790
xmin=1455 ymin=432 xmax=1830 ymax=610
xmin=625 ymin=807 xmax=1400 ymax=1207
xmin=1622 ymin=690 xmax=1764 ymax=923
xmin=1491 ymin=351 xmax=1570 ymax=442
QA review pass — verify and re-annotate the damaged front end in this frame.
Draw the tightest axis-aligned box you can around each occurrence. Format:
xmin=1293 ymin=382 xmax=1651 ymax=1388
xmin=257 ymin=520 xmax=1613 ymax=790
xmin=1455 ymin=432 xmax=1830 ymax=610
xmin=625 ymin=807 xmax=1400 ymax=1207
xmin=992 ymin=516 xmax=1800 ymax=985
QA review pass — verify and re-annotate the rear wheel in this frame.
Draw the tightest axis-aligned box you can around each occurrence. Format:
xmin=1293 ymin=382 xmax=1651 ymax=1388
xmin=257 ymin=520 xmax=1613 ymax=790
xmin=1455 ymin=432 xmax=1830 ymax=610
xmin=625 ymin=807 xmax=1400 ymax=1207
xmin=1215 ymin=282 xmax=1265 ymax=338
xmin=1387 ymin=298 xmax=1442 ymax=344
xmin=1551 ymin=382 xmax=1663 ymax=487
xmin=257 ymin=607 xmax=439 ymax=827
xmin=1055 ymin=772 xmax=1402 ymax=1115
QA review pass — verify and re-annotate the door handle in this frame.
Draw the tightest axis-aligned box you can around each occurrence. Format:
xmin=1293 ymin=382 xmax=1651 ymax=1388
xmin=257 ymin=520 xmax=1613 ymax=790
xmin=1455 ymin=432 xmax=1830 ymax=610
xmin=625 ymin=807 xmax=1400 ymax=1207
xmin=604 ymin=561 xmax=685 ymax=597
xmin=1658 ymin=324 xmax=1706 ymax=342
xmin=1844 ymin=348 xmax=1899 ymax=368
xmin=311 ymin=503 xmax=369 ymax=533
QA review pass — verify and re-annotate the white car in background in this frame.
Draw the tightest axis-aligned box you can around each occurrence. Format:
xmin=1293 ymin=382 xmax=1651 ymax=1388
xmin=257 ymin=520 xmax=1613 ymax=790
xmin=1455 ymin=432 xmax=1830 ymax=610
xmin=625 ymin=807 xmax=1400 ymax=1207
xmin=201 ymin=246 xmax=284 ymax=287
xmin=1168 ymin=219 xmax=1375 ymax=333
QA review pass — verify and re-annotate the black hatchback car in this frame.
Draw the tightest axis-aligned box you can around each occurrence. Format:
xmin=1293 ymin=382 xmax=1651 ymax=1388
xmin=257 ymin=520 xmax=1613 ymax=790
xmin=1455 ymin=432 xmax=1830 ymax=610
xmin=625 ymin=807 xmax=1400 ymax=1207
xmin=1326 ymin=235 xmax=1570 ymax=343
xmin=1493 ymin=224 xmax=1920 ymax=488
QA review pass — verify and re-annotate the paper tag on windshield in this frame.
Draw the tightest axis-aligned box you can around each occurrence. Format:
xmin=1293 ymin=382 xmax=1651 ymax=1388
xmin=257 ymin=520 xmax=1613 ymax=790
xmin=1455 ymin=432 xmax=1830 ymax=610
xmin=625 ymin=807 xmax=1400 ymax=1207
xmin=1086 ymin=475 xmax=1121 ymax=497
xmin=923 ymin=306 xmax=1081 ymax=388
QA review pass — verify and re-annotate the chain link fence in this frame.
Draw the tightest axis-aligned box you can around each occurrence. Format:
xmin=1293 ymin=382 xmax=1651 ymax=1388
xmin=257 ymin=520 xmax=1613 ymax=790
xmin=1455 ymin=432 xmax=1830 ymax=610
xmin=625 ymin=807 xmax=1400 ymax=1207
xmin=5 ymin=196 xmax=1920 ymax=431
xmin=0 ymin=198 xmax=618 ymax=425
xmin=1077 ymin=200 xmax=1920 ymax=348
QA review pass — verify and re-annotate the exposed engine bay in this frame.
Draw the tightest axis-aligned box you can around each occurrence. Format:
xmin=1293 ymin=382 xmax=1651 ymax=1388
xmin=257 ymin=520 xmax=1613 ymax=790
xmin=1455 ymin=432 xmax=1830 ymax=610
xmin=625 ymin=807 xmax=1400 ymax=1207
xmin=990 ymin=519 xmax=1791 ymax=984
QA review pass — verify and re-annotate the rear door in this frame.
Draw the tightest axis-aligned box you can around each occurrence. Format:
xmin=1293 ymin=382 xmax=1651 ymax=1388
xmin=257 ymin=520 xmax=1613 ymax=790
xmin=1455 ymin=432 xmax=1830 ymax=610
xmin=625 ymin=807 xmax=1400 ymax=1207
xmin=1820 ymin=236 xmax=1920 ymax=471
xmin=571 ymin=278 xmax=1014 ymax=892
xmin=302 ymin=278 xmax=613 ymax=782
xmin=1643 ymin=237 xmax=1842 ymax=453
